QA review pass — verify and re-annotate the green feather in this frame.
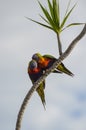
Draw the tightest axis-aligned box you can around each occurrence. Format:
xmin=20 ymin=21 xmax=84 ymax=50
xmin=43 ymin=54 xmax=56 ymax=59
xmin=36 ymin=81 xmax=46 ymax=109
xmin=43 ymin=54 xmax=74 ymax=76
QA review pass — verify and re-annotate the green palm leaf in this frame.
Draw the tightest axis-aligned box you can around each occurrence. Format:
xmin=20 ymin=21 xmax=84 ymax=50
xmin=39 ymin=14 xmax=49 ymax=24
xmin=53 ymin=0 xmax=60 ymax=28
xmin=38 ymin=1 xmax=55 ymax=28
xmin=25 ymin=17 xmax=54 ymax=30
xmin=61 ymin=3 xmax=77 ymax=29
xmin=62 ymin=23 xmax=85 ymax=31
xmin=65 ymin=0 xmax=72 ymax=17
xmin=26 ymin=0 xmax=83 ymax=34
xmin=47 ymin=0 xmax=54 ymax=19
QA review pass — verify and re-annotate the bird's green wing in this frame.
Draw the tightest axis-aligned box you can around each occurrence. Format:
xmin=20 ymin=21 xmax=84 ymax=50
xmin=43 ymin=54 xmax=74 ymax=76
xmin=43 ymin=54 xmax=56 ymax=60
xmin=43 ymin=54 xmax=62 ymax=73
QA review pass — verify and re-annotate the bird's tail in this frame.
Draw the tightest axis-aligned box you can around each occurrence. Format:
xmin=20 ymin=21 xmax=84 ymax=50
xmin=57 ymin=63 xmax=74 ymax=76
xmin=36 ymin=81 xmax=46 ymax=109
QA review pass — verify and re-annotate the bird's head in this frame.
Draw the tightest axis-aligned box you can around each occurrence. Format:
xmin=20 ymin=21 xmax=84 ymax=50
xmin=32 ymin=53 xmax=44 ymax=64
xmin=28 ymin=60 xmax=37 ymax=70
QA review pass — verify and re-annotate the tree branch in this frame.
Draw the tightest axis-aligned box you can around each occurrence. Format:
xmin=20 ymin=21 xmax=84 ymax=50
xmin=15 ymin=24 xmax=86 ymax=130
xmin=56 ymin=33 xmax=63 ymax=55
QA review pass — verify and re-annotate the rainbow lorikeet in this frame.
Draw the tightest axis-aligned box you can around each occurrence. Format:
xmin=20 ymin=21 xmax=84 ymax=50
xmin=32 ymin=53 xmax=74 ymax=76
xmin=28 ymin=59 xmax=46 ymax=109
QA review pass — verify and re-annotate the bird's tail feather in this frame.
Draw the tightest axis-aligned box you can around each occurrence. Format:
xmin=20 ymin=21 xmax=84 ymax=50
xmin=57 ymin=63 xmax=74 ymax=76
xmin=36 ymin=81 xmax=46 ymax=109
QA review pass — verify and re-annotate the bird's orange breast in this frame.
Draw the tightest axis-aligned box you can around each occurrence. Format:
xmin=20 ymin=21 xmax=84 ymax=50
xmin=39 ymin=58 xmax=51 ymax=68
xmin=28 ymin=68 xmax=40 ymax=74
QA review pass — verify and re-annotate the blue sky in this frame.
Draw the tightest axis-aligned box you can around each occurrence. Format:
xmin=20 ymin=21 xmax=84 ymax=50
xmin=0 ymin=0 xmax=86 ymax=130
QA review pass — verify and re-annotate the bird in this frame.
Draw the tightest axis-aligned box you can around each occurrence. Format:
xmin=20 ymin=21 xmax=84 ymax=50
xmin=32 ymin=53 xmax=74 ymax=76
xmin=28 ymin=59 xmax=46 ymax=109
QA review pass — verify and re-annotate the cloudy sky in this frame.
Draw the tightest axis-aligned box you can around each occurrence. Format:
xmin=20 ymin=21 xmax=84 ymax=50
xmin=0 ymin=0 xmax=86 ymax=130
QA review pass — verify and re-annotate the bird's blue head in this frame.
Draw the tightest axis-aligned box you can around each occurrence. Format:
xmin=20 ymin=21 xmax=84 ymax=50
xmin=32 ymin=53 xmax=42 ymax=61
xmin=29 ymin=60 xmax=37 ymax=70
xmin=32 ymin=53 xmax=43 ymax=63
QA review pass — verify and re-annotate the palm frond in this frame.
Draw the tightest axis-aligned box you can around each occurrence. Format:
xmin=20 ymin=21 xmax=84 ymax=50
xmin=26 ymin=0 xmax=82 ymax=34
xmin=53 ymin=0 xmax=60 ymax=28
xmin=47 ymin=0 xmax=54 ymax=19
xmin=61 ymin=3 xmax=77 ymax=29
xmin=25 ymin=17 xmax=54 ymax=30
xmin=65 ymin=0 xmax=72 ymax=17
xmin=39 ymin=14 xmax=49 ymax=24
xmin=38 ymin=1 xmax=56 ymax=29
xmin=62 ymin=22 xmax=85 ymax=31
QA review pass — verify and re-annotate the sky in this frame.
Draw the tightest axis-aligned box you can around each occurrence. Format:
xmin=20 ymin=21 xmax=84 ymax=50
xmin=0 ymin=0 xmax=86 ymax=130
